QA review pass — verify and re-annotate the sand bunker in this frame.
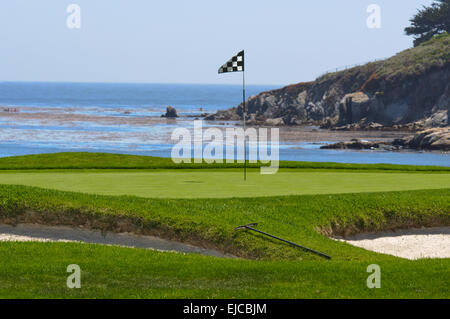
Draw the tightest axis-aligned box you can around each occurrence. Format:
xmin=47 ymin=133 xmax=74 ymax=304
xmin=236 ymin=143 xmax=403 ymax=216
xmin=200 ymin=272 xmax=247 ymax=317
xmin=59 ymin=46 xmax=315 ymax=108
xmin=334 ymin=227 xmax=450 ymax=260
xmin=0 ymin=223 xmax=232 ymax=258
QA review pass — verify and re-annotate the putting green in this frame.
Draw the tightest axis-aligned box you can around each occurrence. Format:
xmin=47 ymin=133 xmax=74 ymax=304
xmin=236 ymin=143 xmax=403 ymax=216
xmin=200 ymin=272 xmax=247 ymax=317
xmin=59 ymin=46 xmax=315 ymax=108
xmin=0 ymin=169 xmax=448 ymax=198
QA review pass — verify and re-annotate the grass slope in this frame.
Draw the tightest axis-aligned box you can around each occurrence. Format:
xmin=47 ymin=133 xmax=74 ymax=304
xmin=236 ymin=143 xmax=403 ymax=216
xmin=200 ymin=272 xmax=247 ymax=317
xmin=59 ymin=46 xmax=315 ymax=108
xmin=319 ymin=33 xmax=449 ymax=81
xmin=1 ymin=242 xmax=449 ymax=299
xmin=1 ymin=185 xmax=448 ymax=260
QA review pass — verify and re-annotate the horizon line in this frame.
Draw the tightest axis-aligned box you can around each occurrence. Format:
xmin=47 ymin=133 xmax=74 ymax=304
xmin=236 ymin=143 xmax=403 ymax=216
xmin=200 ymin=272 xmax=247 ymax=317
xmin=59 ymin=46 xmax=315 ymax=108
xmin=0 ymin=80 xmax=288 ymax=88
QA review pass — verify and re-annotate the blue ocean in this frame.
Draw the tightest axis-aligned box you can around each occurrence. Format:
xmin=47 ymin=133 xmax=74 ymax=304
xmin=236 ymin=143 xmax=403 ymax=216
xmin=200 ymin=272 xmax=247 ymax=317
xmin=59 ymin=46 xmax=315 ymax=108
xmin=0 ymin=81 xmax=448 ymax=166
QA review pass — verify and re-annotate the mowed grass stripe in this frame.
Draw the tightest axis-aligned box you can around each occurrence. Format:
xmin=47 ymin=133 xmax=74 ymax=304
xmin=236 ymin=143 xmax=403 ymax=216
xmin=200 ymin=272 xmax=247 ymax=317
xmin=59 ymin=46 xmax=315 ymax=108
xmin=1 ymin=242 xmax=449 ymax=298
xmin=0 ymin=170 xmax=449 ymax=198
xmin=1 ymin=152 xmax=449 ymax=171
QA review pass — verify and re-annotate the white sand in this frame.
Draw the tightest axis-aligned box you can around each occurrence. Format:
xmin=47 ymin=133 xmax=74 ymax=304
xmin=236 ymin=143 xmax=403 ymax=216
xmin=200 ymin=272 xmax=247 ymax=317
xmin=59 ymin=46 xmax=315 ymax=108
xmin=0 ymin=223 xmax=232 ymax=258
xmin=333 ymin=227 xmax=450 ymax=260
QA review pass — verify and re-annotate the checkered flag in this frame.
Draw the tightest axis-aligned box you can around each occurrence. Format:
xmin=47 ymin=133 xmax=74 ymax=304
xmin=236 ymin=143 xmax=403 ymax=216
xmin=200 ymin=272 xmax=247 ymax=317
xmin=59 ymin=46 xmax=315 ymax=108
xmin=218 ymin=50 xmax=244 ymax=74
xmin=217 ymin=50 xmax=247 ymax=180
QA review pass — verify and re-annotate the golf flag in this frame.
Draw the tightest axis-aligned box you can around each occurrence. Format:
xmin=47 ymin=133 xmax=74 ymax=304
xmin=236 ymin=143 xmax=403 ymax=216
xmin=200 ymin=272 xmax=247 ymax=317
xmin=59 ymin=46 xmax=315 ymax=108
xmin=217 ymin=50 xmax=247 ymax=181
xmin=218 ymin=50 xmax=244 ymax=74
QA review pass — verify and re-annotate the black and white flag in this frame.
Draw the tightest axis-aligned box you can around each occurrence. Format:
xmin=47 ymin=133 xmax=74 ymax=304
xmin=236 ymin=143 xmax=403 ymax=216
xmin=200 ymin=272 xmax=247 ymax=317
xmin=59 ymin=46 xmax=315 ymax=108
xmin=218 ymin=50 xmax=244 ymax=74
xmin=217 ymin=50 xmax=247 ymax=180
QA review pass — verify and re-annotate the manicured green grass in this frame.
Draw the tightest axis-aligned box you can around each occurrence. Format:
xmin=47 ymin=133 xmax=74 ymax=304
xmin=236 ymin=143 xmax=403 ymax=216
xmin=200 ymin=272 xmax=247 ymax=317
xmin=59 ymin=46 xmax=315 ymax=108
xmin=0 ymin=169 xmax=449 ymax=198
xmin=1 ymin=242 xmax=449 ymax=299
xmin=0 ymin=153 xmax=448 ymax=298
xmin=0 ymin=152 xmax=448 ymax=172
xmin=1 ymin=185 xmax=448 ymax=260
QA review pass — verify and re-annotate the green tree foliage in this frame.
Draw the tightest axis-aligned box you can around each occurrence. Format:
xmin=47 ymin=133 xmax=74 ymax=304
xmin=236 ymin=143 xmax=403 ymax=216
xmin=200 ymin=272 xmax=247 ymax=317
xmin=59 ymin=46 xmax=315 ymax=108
xmin=405 ymin=0 xmax=450 ymax=46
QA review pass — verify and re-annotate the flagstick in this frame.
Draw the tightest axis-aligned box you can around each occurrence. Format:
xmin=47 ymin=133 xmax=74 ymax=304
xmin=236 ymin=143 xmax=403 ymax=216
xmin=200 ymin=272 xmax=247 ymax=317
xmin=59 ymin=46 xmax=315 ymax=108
xmin=242 ymin=69 xmax=246 ymax=181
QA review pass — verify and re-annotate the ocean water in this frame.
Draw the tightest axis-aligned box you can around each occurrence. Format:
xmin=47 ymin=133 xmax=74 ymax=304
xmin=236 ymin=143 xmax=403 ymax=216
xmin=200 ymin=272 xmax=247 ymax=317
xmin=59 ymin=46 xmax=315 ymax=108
xmin=0 ymin=81 xmax=448 ymax=166
xmin=0 ymin=82 xmax=272 ymax=114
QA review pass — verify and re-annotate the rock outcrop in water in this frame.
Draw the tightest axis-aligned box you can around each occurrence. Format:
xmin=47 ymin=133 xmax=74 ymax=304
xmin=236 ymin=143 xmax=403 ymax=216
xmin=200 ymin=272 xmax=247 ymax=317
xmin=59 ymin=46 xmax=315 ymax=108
xmin=393 ymin=127 xmax=450 ymax=151
xmin=321 ymin=139 xmax=392 ymax=151
xmin=161 ymin=106 xmax=178 ymax=118
xmin=205 ymin=34 xmax=450 ymax=130
xmin=321 ymin=127 xmax=450 ymax=151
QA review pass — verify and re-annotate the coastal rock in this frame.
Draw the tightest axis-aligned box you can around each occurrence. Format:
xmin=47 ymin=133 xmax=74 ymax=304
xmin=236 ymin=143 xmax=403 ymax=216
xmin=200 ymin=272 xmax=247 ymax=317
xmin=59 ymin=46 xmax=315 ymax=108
xmin=337 ymin=92 xmax=370 ymax=125
xmin=324 ymin=128 xmax=450 ymax=151
xmin=204 ymin=107 xmax=241 ymax=121
xmin=321 ymin=139 xmax=391 ymax=150
xmin=161 ymin=106 xmax=178 ymax=118
xmin=393 ymin=128 xmax=450 ymax=151
xmin=265 ymin=117 xmax=285 ymax=126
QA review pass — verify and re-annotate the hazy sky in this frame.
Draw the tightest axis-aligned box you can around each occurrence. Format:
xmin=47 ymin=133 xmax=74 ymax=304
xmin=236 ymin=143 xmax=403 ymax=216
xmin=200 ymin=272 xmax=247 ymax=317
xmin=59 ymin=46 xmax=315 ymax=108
xmin=0 ymin=0 xmax=433 ymax=85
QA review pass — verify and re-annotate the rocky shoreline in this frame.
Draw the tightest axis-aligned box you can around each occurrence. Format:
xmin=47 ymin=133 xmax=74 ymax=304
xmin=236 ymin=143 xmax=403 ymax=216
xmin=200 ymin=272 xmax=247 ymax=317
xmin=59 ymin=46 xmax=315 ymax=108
xmin=321 ymin=128 xmax=450 ymax=151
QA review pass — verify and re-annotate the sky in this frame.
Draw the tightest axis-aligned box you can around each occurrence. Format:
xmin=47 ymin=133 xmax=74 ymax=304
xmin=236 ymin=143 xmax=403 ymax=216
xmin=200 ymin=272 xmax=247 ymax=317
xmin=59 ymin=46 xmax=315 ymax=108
xmin=0 ymin=0 xmax=434 ymax=86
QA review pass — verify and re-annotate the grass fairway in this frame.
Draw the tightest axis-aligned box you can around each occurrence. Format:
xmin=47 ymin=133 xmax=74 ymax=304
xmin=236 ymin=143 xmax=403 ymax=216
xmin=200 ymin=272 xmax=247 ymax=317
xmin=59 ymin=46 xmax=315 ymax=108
xmin=0 ymin=170 xmax=449 ymax=198
xmin=0 ymin=153 xmax=448 ymax=299
xmin=1 ymin=242 xmax=449 ymax=299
